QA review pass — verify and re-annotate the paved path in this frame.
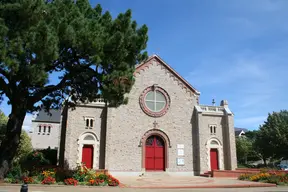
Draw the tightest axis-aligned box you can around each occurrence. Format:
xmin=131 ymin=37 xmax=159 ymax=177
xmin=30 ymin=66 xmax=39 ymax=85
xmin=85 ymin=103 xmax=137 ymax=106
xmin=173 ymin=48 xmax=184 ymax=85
xmin=117 ymin=175 xmax=275 ymax=188
xmin=0 ymin=175 xmax=279 ymax=191
xmin=0 ymin=185 xmax=288 ymax=192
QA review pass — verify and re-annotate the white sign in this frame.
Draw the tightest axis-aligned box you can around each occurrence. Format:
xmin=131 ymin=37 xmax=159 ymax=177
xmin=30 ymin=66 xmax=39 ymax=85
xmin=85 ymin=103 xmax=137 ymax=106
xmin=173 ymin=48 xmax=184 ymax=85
xmin=177 ymin=158 xmax=185 ymax=166
xmin=177 ymin=144 xmax=184 ymax=149
xmin=177 ymin=149 xmax=184 ymax=156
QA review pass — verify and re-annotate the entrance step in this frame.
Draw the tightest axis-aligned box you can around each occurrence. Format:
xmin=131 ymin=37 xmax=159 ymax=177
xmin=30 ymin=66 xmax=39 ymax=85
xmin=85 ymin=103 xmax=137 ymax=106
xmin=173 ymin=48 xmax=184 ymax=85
xmin=140 ymin=172 xmax=170 ymax=177
xmin=200 ymin=171 xmax=212 ymax=177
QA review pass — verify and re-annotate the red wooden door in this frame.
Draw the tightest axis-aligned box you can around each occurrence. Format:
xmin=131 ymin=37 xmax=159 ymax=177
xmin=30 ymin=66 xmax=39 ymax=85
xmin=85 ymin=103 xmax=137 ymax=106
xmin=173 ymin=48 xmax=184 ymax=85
xmin=145 ymin=135 xmax=165 ymax=171
xmin=82 ymin=145 xmax=93 ymax=168
xmin=210 ymin=148 xmax=219 ymax=170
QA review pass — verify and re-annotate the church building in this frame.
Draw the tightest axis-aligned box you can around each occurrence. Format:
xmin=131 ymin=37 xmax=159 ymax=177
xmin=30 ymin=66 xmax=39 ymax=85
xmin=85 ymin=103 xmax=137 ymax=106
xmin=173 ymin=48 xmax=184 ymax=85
xmin=58 ymin=55 xmax=237 ymax=176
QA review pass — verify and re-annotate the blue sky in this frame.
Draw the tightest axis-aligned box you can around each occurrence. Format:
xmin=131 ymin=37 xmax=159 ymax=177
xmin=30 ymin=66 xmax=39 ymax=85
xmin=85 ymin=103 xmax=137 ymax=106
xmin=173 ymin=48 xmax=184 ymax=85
xmin=2 ymin=0 xmax=288 ymax=130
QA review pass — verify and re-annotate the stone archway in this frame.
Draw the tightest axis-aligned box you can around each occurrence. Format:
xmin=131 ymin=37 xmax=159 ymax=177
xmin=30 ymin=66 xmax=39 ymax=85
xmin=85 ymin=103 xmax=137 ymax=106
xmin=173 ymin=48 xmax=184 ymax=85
xmin=139 ymin=129 xmax=171 ymax=171
xmin=205 ymin=137 xmax=223 ymax=171
xmin=77 ymin=132 xmax=99 ymax=169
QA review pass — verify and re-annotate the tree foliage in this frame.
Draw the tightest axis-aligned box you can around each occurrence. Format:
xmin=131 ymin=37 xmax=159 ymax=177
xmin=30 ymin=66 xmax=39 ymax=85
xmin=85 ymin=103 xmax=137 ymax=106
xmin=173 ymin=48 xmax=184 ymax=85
xmin=258 ymin=110 xmax=288 ymax=159
xmin=0 ymin=110 xmax=8 ymax=143
xmin=236 ymin=137 xmax=253 ymax=164
xmin=0 ymin=110 xmax=32 ymax=164
xmin=0 ymin=0 xmax=148 ymax=178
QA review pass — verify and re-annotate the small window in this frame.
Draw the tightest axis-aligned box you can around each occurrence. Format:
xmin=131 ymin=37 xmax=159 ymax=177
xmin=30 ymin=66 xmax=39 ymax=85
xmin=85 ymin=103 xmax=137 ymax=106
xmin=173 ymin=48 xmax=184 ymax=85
xmin=43 ymin=126 xmax=46 ymax=133
xmin=86 ymin=119 xmax=89 ymax=127
xmin=209 ymin=125 xmax=216 ymax=135
xmin=84 ymin=135 xmax=94 ymax=140
xmin=38 ymin=126 xmax=41 ymax=133
xmin=90 ymin=119 xmax=93 ymax=128
xmin=48 ymin=126 xmax=51 ymax=134
xmin=211 ymin=140 xmax=218 ymax=145
xmin=85 ymin=118 xmax=94 ymax=129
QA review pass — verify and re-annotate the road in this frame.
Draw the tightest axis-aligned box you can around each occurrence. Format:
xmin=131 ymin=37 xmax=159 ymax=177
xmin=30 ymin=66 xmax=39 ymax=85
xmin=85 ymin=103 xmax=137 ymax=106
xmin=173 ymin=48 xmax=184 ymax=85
xmin=1 ymin=186 xmax=288 ymax=192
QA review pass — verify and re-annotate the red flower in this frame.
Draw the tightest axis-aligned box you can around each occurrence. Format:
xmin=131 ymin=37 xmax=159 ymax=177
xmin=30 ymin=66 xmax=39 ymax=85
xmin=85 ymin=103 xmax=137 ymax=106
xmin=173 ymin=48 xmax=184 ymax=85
xmin=64 ymin=178 xmax=78 ymax=186
xmin=42 ymin=176 xmax=56 ymax=185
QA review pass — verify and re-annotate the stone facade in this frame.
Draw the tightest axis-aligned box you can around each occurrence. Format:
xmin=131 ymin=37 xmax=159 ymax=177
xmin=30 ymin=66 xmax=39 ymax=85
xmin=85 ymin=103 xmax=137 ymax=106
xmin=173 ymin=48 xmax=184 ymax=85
xmin=30 ymin=121 xmax=60 ymax=149
xmin=59 ymin=55 xmax=237 ymax=176
xmin=30 ymin=109 xmax=61 ymax=150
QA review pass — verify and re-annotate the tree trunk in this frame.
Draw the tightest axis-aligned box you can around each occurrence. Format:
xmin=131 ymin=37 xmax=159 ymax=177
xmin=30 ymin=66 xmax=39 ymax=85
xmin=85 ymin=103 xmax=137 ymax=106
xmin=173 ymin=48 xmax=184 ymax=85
xmin=263 ymin=158 xmax=267 ymax=167
xmin=0 ymin=107 xmax=26 ymax=179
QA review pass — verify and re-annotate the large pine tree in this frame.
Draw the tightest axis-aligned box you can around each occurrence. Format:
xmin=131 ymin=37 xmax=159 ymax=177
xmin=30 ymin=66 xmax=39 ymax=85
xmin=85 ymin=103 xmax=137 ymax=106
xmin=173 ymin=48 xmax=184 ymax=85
xmin=0 ymin=0 xmax=148 ymax=178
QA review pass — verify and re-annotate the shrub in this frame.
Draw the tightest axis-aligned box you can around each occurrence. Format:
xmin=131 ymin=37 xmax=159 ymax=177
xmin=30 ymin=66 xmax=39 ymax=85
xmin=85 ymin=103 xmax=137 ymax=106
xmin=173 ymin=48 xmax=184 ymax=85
xmin=108 ymin=177 xmax=120 ymax=186
xmin=42 ymin=169 xmax=56 ymax=178
xmin=39 ymin=148 xmax=58 ymax=165
xmin=238 ymin=174 xmax=252 ymax=180
xmin=22 ymin=176 xmax=34 ymax=184
xmin=20 ymin=151 xmax=50 ymax=171
xmin=55 ymin=169 xmax=74 ymax=182
xmin=249 ymin=173 xmax=270 ymax=181
xmin=6 ymin=165 xmax=22 ymax=180
xmin=238 ymin=171 xmax=288 ymax=185
xmin=64 ymin=178 xmax=78 ymax=186
xmin=42 ymin=176 xmax=56 ymax=185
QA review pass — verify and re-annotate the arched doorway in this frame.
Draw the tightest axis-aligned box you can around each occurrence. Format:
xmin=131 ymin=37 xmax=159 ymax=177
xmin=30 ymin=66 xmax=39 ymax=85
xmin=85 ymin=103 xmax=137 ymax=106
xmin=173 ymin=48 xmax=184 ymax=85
xmin=210 ymin=148 xmax=219 ymax=170
xmin=205 ymin=138 xmax=223 ymax=171
xmin=145 ymin=135 xmax=165 ymax=171
xmin=77 ymin=132 xmax=99 ymax=169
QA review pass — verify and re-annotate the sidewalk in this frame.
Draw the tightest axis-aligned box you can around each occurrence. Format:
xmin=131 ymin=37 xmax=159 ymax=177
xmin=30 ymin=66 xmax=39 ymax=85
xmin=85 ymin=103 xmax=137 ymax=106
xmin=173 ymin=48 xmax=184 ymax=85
xmin=117 ymin=175 xmax=276 ymax=188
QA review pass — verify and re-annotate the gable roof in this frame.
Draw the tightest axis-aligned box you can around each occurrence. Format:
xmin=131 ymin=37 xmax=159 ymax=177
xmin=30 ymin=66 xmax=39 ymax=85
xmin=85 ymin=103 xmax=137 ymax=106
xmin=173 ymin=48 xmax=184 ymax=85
xmin=234 ymin=127 xmax=249 ymax=136
xmin=33 ymin=109 xmax=61 ymax=123
xmin=234 ymin=127 xmax=249 ymax=132
xmin=135 ymin=55 xmax=200 ymax=95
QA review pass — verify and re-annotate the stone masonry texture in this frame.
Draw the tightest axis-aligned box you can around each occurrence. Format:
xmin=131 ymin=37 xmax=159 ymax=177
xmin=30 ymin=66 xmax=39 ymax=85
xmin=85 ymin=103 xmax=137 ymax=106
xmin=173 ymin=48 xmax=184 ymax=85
xmin=61 ymin=55 xmax=237 ymax=175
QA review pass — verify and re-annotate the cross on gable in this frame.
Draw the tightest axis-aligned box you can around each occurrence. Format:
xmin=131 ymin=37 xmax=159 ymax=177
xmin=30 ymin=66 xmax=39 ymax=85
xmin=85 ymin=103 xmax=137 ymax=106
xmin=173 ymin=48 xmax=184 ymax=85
xmin=153 ymin=121 xmax=159 ymax=129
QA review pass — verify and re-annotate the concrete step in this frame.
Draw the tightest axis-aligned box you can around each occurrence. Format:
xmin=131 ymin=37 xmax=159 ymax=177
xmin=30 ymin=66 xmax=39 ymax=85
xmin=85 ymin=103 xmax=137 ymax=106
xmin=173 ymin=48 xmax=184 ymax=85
xmin=140 ymin=171 xmax=170 ymax=177
xmin=200 ymin=171 xmax=212 ymax=177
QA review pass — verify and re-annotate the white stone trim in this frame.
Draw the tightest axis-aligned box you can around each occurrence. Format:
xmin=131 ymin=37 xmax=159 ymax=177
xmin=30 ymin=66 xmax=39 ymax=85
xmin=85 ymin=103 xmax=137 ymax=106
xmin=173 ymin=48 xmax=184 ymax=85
xmin=77 ymin=132 xmax=99 ymax=169
xmin=205 ymin=137 xmax=223 ymax=171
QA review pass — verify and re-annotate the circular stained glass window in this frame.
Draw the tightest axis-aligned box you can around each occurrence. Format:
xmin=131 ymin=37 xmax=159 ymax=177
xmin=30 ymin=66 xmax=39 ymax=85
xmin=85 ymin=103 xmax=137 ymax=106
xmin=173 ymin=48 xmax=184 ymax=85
xmin=140 ymin=86 xmax=170 ymax=117
xmin=145 ymin=91 xmax=166 ymax=112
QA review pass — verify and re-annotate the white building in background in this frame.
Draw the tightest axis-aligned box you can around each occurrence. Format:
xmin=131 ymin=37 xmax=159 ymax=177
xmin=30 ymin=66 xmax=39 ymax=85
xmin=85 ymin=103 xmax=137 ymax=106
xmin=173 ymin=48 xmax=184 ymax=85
xmin=29 ymin=109 xmax=61 ymax=150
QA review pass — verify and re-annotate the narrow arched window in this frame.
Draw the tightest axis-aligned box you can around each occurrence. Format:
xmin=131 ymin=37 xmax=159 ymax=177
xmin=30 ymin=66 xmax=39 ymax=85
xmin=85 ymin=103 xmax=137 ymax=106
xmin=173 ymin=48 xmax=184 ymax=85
xmin=90 ymin=119 xmax=94 ymax=128
xmin=86 ymin=119 xmax=89 ymax=127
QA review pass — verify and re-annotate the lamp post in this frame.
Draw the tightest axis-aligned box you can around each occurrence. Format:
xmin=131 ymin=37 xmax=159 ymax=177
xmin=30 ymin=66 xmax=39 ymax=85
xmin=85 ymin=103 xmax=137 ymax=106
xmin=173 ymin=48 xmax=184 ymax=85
xmin=20 ymin=184 xmax=28 ymax=192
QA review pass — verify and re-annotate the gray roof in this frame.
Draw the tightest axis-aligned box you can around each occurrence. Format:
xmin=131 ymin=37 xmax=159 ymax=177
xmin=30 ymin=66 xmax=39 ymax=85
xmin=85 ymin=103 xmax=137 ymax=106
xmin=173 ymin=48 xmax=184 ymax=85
xmin=235 ymin=127 xmax=249 ymax=132
xmin=234 ymin=127 xmax=248 ymax=136
xmin=33 ymin=109 xmax=61 ymax=123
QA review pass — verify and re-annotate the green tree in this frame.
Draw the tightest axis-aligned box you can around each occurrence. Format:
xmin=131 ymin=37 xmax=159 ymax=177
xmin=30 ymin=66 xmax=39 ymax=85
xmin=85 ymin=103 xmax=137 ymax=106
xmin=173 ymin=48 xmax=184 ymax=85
xmin=0 ymin=110 xmax=33 ymax=165
xmin=0 ymin=0 xmax=148 ymax=178
xmin=245 ymin=130 xmax=270 ymax=165
xmin=14 ymin=131 xmax=33 ymax=165
xmin=236 ymin=137 xmax=253 ymax=164
xmin=0 ymin=110 xmax=8 ymax=143
xmin=258 ymin=110 xmax=288 ymax=160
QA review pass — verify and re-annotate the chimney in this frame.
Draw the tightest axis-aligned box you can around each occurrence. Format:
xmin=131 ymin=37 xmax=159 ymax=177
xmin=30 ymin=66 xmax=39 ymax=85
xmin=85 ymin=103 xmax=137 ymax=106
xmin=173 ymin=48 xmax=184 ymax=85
xmin=220 ymin=100 xmax=228 ymax=108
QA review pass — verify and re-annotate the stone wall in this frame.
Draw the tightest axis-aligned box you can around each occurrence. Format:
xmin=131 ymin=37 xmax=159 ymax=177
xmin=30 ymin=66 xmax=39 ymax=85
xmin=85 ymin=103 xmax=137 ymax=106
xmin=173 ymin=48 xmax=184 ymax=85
xmin=63 ymin=104 xmax=106 ymax=169
xmin=105 ymin=59 xmax=198 ymax=174
xmin=30 ymin=121 xmax=60 ymax=150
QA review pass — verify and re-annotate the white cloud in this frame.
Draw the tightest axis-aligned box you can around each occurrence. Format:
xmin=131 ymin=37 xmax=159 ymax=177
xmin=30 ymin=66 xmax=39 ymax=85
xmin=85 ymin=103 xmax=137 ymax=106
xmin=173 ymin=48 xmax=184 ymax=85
xmin=186 ymin=48 xmax=288 ymax=129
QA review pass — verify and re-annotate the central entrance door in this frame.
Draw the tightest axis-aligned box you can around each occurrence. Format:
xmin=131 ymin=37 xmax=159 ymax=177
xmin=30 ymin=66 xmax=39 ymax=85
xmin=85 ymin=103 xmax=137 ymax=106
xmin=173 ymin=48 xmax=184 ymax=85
xmin=82 ymin=145 xmax=94 ymax=168
xmin=210 ymin=148 xmax=219 ymax=170
xmin=145 ymin=135 xmax=165 ymax=171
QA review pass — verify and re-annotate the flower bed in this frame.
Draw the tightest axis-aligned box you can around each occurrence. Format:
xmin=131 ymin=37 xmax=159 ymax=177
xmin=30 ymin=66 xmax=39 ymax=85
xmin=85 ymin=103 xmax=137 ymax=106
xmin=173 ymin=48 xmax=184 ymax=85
xmin=238 ymin=171 xmax=288 ymax=185
xmin=4 ymin=163 xmax=119 ymax=187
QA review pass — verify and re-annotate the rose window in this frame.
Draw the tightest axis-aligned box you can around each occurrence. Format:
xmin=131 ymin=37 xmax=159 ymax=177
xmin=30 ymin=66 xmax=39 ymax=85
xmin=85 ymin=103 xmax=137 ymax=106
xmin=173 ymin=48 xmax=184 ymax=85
xmin=140 ymin=85 xmax=170 ymax=117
